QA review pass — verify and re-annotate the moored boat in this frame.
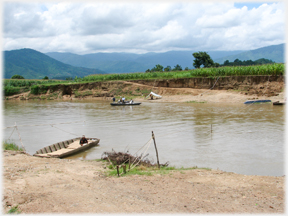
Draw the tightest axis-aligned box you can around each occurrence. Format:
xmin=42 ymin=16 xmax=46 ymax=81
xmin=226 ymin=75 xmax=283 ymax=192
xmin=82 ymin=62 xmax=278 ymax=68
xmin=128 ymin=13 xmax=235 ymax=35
xmin=244 ymin=100 xmax=272 ymax=104
xmin=33 ymin=137 xmax=100 ymax=158
xmin=273 ymin=101 xmax=285 ymax=105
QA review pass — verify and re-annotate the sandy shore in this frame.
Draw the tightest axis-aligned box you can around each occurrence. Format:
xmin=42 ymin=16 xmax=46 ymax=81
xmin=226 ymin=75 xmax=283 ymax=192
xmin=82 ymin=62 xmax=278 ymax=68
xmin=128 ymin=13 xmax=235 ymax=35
xmin=2 ymin=150 xmax=285 ymax=214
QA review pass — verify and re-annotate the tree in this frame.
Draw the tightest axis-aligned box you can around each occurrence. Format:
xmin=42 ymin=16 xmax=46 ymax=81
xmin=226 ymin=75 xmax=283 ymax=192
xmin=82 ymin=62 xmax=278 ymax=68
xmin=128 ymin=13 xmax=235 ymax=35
xmin=11 ymin=74 xmax=24 ymax=79
xmin=43 ymin=76 xmax=49 ymax=80
xmin=164 ymin=66 xmax=171 ymax=72
xmin=184 ymin=67 xmax=189 ymax=71
xmin=192 ymin=52 xmax=214 ymax=68
xmin=172 ymin=64 xmax=182 ymax=71
xmin=151 ymin=64 xmax=164 ymax=72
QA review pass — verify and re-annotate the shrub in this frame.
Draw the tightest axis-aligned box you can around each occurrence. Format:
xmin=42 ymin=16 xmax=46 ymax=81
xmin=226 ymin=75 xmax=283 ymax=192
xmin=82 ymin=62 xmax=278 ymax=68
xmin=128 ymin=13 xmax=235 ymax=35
xmin=11 ymin=74 xmax=25 ymax=79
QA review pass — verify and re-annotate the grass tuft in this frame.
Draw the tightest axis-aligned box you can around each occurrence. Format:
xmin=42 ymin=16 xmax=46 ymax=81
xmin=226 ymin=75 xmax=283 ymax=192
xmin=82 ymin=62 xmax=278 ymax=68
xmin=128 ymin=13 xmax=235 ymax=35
xmin=3 ymin=141 xmax=24 ymax=151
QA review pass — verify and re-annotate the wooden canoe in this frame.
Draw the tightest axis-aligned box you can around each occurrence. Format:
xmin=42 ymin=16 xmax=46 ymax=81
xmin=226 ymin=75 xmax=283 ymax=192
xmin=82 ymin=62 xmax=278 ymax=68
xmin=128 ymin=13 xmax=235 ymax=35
xmin=110 ymin=102 xmax=141 ymax=106
xmin=33 ymin=137 xmax=100 ymax=158
xmin=273 ymin=101 xmax=285 ymax=105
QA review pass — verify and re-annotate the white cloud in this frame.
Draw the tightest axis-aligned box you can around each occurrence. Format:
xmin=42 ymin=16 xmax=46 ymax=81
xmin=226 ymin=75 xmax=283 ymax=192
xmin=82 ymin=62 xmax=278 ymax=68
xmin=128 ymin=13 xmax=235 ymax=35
xmin=2 ymin=1 xmax=285 ymax=54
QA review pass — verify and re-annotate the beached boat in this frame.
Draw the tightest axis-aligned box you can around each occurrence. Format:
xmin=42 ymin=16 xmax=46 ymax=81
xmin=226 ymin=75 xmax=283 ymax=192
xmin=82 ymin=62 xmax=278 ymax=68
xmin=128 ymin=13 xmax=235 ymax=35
xmin=244 ymin=100 xmax=272 ymax=104
xmin=33 ymin=137 xmax=100 ymax=158
xmin=273 ymin=101 xmax=285 ymax=105
xmin=110 ymin=102 xmax=141 ymax=106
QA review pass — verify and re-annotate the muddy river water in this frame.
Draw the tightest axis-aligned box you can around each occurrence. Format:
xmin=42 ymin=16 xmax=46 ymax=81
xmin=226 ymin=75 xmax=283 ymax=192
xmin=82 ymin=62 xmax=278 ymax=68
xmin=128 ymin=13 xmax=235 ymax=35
xmin=3 ymin=100 xmax=285 ymax=176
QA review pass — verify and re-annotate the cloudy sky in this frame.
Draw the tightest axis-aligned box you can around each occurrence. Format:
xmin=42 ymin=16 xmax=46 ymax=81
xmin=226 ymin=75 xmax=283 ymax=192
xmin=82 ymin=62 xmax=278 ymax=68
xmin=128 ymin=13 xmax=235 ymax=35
xmin=2 ymin=0 xmax=286 ymax=55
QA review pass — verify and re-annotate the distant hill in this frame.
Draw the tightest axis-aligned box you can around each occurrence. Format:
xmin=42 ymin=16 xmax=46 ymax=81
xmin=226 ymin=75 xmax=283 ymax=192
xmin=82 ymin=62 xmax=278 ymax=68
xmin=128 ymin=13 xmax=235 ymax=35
xmin=214 ymin=43 xmax=285 ymax=64
xmin=3 ymin=48 xmax=106 ymax=79
xmin=46 ymin=50 xmax=244 ymax=73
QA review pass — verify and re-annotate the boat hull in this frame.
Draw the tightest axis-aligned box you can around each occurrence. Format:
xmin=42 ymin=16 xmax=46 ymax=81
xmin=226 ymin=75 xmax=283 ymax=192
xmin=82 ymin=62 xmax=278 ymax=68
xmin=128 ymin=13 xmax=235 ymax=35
xmin=244 ymin=100 xmax=271 ymax=104
xmin=110 ymin=102 xmax=141 ymax=106
xmin=273 ymin=101 xmax=285 ymax=105
xmin=33 ymin=137 xmax=100 ymax=158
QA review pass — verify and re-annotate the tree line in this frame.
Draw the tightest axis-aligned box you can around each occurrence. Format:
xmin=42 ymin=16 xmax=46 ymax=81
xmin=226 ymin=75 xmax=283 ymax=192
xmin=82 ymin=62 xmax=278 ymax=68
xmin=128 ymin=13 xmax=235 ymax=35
xmin=146 ymin=51 xmax=275 ymax=72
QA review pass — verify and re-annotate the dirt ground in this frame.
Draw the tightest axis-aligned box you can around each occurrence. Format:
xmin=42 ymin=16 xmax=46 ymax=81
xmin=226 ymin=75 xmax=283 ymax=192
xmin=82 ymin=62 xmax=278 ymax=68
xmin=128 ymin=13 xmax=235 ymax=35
xmin=2 ymin=150 xmax=285 ymax=214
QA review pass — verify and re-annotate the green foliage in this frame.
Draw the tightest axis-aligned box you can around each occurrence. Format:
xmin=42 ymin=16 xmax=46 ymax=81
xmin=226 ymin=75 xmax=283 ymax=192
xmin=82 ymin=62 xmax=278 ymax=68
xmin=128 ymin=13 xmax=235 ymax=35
xmin=172 ymin=64 xmax=182 ymax=71
xmin=164 ymin=66 xmax=171 ymax=71
xmin=223 ymin=58 xmax=274 ymax=66
xmin=11 ymin=74 xmax=24 ymax=79
xmin=7 ymin=205 xmax=21 ymax=214
xmin=3 ymin=141 xmax=23 ymax=151
xmin=192 ymin=51 xmax=215 ymax=68
xmin=43 ymin=76 xmax=49 ymax=80
xmin=80 ymin=63 xmax=284 ymax=82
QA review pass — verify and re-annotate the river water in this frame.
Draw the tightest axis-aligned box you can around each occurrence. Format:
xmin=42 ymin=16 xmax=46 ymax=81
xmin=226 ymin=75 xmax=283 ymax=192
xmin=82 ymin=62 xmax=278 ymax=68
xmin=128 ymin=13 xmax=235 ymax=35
xmin=2 ymin=100 xmax=285 ymax=176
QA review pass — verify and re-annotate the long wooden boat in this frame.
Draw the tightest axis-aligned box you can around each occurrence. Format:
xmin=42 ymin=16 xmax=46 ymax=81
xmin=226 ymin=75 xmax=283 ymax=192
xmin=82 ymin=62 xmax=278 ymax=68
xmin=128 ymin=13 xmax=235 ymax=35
xmin=33 ymin=137 xmax=100 ymax=158
xmin=110 ymin=102 xmax=141 ymax=106
xmin=244 ymin=100 xmax=272 ymax=104
xmin=273 ymin=101 xmax=285 ymax=105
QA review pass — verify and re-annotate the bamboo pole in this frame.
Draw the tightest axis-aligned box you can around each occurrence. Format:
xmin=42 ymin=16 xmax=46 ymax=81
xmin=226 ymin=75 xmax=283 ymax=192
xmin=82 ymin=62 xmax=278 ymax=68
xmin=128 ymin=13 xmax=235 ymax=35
xmin=15 ymin=122 xmax=25 ymax=151
xmin=122 ymin=165 xmax=126 ymax=174
xmin=116 ymin=165 xmax=120 ymax=177
xmin=152 ymin=131 xmax=160 ymax=169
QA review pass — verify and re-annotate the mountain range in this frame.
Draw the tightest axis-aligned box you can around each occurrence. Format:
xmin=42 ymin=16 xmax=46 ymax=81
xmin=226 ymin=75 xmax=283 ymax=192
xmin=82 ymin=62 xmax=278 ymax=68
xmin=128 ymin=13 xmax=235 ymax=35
xmin=3 ymin=48 xmax=105 ymax=79
xmin=45 ymin=43 xmax=285 ymax=73
xmin=3 ymin=43 xmax=285 ymax=79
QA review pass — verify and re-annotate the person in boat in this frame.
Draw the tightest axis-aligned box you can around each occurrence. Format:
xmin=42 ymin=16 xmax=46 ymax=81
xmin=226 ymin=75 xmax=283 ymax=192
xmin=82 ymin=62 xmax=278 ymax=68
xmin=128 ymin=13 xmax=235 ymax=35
xmin=122 ymin=96 xmax=126 ymax=103
xmin=129 ymin=99 xmax=133 ymax=104
xmin=150 ymin=94 xmax=154 ymax=100
xmin=112 ymin=96 xmax=115 ymax=103
xmin=79 ymin=135 xmax=88 ymax=146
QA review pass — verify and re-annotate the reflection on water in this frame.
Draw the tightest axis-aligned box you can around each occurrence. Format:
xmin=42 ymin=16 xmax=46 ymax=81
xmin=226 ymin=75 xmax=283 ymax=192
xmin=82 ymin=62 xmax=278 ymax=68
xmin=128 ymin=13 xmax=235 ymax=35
xmin=3 ymin=100 xmax=284 ymax=176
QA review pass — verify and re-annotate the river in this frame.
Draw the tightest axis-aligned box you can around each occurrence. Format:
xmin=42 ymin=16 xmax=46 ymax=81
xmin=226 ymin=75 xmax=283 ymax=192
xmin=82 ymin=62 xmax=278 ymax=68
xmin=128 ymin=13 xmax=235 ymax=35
xmin=3 ymin=100 xmax=285 ymax=176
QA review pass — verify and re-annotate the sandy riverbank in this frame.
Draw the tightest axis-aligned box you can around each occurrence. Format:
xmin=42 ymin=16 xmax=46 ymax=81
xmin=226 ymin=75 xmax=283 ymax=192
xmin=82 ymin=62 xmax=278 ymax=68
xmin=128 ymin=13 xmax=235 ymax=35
xmin=2 ymin=150 xmax=285 ymax=214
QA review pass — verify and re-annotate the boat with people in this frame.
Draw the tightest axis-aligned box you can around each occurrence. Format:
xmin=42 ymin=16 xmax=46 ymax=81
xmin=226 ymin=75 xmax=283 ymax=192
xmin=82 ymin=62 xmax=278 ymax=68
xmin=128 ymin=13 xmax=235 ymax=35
xmin=244 ymin=99 xmax=272 ymax=104
xmin=110 ymin=101 xmax=141 ymax=106
xmin=33 ymin=137 xmax=100 ymax=158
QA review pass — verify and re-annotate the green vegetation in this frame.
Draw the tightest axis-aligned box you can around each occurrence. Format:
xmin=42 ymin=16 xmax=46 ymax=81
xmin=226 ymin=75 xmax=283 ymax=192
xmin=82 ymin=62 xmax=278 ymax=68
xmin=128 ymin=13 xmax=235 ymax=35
xmin=3 ymin=140 xmax=24 ymax=151
xmin=7 ymin=205 xmax=21 ymax=214
xmin=106 ymin=165 xmax=211 ymax=177
xmin=223 ymin=58 xmax=275 ymax=66
xmin=3 ymin=79 xmax=65 ymax=96
xmin=193 ymin=51 xmax=218 ymax=68
xmin=81 ymin=63 xmax=284 ymax=82
xmin=11 ymin=74 xmax=25 ymax=79
xmin=3 ymin=63 xmax=285 ymax=97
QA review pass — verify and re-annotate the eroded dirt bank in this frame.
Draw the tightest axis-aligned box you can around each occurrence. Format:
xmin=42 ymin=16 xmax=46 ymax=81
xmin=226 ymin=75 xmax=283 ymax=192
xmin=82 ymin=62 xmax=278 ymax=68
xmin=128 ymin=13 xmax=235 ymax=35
xmin=6 ymin=75 xmax=285 ymax=103
xmin=2 ymin=151 xmax=285 ymax=214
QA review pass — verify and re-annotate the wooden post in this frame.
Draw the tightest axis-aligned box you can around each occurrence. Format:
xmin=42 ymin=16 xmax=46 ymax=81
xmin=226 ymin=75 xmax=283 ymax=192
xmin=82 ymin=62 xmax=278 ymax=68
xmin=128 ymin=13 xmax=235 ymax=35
xmin=128 ymin=156 xmax=131 ymax=170
xmin=116 ymin=165 xmax=120 ymax=177
xmin=122 ymin=165 xmax=126 ymax=174
xmin=152 ymin=131 xmax=160 ymax=169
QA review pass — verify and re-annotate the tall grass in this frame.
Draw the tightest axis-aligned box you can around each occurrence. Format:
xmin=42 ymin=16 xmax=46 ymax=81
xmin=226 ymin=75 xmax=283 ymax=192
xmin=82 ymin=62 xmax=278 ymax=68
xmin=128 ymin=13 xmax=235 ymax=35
xmin=80 ymin=63 xmax=284 ymax=82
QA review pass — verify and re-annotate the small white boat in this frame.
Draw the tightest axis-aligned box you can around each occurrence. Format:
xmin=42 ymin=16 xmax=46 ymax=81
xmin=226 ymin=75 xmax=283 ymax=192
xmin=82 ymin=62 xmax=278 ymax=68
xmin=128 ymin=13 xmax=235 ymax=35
xmin=146 ymin=92 xmax=162 ymax=99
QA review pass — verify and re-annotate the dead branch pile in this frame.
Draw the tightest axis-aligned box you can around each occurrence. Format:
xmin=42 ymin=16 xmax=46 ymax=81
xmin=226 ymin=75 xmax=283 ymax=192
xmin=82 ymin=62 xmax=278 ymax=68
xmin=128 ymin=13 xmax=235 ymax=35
xmin=101 ymin=150 xmax=169 ymax=167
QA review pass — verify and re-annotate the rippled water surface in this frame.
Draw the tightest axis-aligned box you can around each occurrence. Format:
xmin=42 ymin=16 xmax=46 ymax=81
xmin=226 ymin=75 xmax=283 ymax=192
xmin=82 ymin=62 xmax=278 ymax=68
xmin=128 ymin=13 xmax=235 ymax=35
xmin=3 ymin=100 xmax=285 ymax=176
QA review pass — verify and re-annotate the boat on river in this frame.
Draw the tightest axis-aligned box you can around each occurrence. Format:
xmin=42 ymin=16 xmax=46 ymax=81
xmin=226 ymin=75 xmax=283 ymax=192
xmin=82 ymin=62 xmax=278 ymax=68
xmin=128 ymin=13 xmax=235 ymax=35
xmin=273 ymin=101 xmax=285 ymax=105
xmin=33 ymin=137 xmax=100 ymax=158
xmin=244 ymin=100 xmax=272 ymax=104
xmin=110 ymin=101 xmax=141 ymax=106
